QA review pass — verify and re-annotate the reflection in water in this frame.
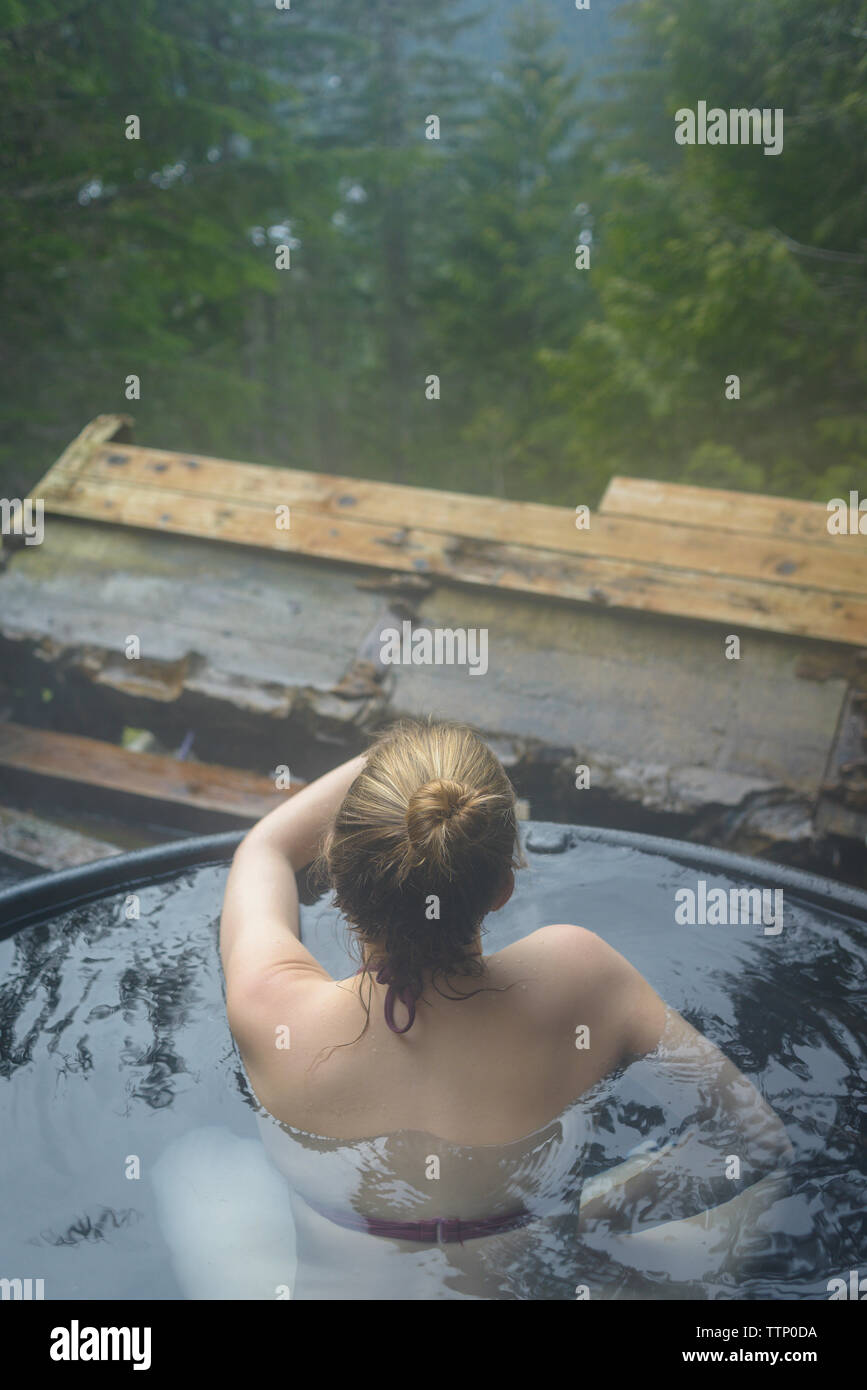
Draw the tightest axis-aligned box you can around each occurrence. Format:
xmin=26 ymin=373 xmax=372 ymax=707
xmin=0 ymin=844 xmax=864 ymax=1299
xmin=38 ymin=1208 xmax=143 ymax=1248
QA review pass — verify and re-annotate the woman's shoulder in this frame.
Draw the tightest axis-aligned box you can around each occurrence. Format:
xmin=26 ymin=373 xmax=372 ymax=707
xmin=493 ymin=924 xmax=665 ymax=1053
xmin=492 ymin=922 xmax=614 ymax=974
xmin=487 ymin=923 xmax=615 ymax=1017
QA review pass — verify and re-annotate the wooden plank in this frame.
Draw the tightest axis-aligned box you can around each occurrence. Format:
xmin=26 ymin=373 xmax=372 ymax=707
xmin=35 ymin=414 xmax=133 ymax=495
xmin=32 ymin=436 xmax=576 ymax=553
xmin=0 ymin=723 xmax=301 ymax=819
xmin=0 ymin=806 xmax=122 ymax=870
xmin=50 ymin=443 xmax=867 ymax=598
xmin=2 ymin=514 xmax=860 ymax=856
xmin=37 ymin=473 xmax=449 ymax=570
xmin=599 ymin=476 xmax=856 ymax=547
xmin=28 ymin=475 xmax=867 ymax=645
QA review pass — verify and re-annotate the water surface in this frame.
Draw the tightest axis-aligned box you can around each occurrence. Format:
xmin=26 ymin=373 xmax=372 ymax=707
xmin=0 ymin=833 xmax=863 ymax=1299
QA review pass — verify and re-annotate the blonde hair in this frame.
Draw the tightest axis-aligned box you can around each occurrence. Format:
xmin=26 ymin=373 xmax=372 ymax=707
xmin=316 ymin=717 xmax=522 ymax=1008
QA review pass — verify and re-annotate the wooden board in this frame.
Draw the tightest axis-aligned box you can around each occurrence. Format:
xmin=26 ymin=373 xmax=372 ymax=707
xmin=61 ymin=442 xmax=867 ymax=597
xmin=30 ymin=467 xmax=867 ymax=646
xmin=0 ymin=722 xmax=300 ymax=820
xmin=2 ymin=513 xmax=860 ymax=860
xmin=33 ymin=418 xmax=577 ymax=551
xmin=0 ymin=805 xmax=122 ymax=869
xmin=26 ymin=416 xmax=867 ymax=647
xmin=599 ymin=476 xmax=853 ymax=547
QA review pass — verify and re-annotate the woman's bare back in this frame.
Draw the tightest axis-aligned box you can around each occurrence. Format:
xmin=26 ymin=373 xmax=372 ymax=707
xmin=232 ymin=922 xmax=666 ymax=1148
xmin=219 ymin=738 xmax=791 ymax=1298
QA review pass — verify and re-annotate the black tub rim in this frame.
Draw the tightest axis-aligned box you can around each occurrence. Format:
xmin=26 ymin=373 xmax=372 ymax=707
xmin=1 ymin=823 xmax=866 ymax=940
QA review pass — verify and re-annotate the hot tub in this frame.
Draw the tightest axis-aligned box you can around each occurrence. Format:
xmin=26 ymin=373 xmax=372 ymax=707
xmin=0 ymin=825 xmax=864 ymax=1300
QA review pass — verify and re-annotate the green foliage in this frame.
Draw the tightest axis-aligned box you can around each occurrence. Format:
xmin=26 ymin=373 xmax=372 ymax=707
xmin=421 ymin=3 xmax=601 ymax=498
xmin=563 ymin=0 xmax=867 ymax=500
xmin=0 ymin=0 xmax=864 ymax=507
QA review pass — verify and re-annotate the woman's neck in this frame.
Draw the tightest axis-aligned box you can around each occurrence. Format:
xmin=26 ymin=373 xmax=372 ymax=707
xmin=359 ymin=936 xmax=485 ymax=977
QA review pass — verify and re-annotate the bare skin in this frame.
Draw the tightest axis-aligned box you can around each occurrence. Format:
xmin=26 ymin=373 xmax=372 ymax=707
xmin=220 ymin=754 xmax=665 ymax=1143
xmin=220 ymin=753 xmax=793 ymax=1296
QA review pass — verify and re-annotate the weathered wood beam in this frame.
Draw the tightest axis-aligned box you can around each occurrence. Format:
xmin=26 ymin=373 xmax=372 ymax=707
xmin=35 ymin=414 xmax=133 ymax=495
xmin=27 ymin=474 xmax=867 ymax=646
xmin=0 ymin=722 xmax=300 ymax=820
xmin=51 ymin=442 xmax=867 ymax=596
xmin=25 ymin=418 xmax=866 ymax=646
xmin=599 ymin=476 xmax=851 ymax=547
xmin=0 ymin=805 xmax=122 ymax=870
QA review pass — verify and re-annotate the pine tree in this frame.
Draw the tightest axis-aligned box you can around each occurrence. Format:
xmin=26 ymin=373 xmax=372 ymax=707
xmin=275 ymin=0 xmax=485 ymax=476
xmin=563 ymin=0 xmax=867 ymax=498
xmin=424 ymin=3 xmax=597 ymax=498
xmin=0 ymin=0 xmax=302 ymax=492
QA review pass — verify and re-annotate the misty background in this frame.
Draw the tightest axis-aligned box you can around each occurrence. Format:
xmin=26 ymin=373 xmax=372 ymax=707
xmin=1 ymin=0 xmax=864 ymax=504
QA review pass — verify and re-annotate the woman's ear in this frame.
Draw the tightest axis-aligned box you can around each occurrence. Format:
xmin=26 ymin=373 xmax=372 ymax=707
xmin=490 ymin=869 xmax=515 ymax=913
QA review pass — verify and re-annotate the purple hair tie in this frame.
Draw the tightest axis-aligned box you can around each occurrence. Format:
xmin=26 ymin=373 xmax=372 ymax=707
xmin=357 ymin=962 xmax=418 ymax=1034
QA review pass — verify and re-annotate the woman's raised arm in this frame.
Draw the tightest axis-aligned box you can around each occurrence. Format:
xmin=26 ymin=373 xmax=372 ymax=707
xmin=219 ymin=752 xmax=367 ymax=988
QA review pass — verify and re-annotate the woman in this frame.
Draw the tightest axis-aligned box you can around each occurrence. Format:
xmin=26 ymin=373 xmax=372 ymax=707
xmin=218 ymin=718 xmax=792 ymax=1299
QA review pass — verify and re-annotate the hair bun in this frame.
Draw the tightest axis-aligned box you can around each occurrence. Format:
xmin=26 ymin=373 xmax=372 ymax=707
xmin=406 ymin=778 xmax=475 ymax=848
